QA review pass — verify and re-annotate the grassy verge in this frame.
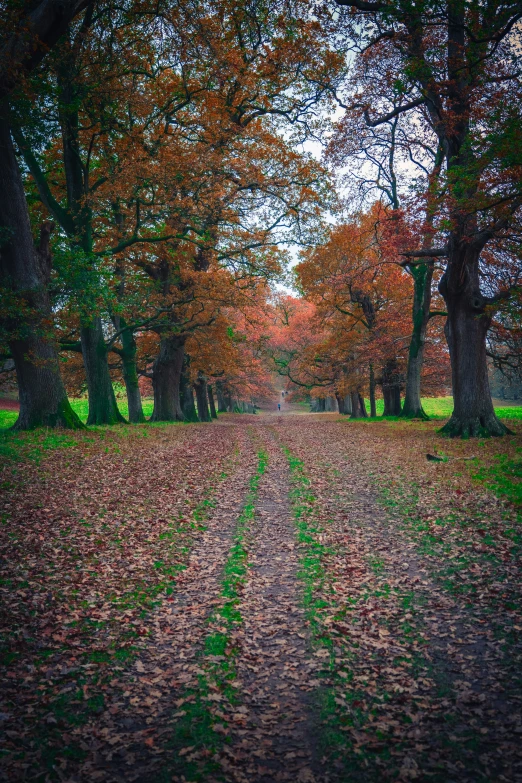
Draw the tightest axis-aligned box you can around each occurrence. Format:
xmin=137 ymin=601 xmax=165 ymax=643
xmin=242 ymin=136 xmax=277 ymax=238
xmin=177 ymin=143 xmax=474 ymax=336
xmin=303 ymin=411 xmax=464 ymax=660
xmin=164 ymin=450 xmax=268 ymax=782
xmin=0 ymin=397 xmax=156 ymax=432
xmin=470 ymin=447 xmax=522 ymax=507
xmin=377 ymin=468 xmax=522 ymax=605
xmin=352 ymin=397 xmax=522 ymax=420
xmin=0 ymin=409 xmax=184 ymax=465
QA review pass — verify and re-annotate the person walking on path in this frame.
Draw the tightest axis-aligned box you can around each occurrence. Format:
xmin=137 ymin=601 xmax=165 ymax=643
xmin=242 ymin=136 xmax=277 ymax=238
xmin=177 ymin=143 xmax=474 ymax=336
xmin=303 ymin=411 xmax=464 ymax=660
xmin=278 ymin=403 xmax=281 ymax=411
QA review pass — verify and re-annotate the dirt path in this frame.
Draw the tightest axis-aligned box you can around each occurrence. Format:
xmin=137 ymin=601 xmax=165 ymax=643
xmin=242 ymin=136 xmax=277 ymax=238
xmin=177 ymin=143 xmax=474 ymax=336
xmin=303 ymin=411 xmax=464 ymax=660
xmin=2 ymin=415 xmax=521 ymax=783
xmin=214 ymin=433 xmax=323 ymax=783
xmin=72 ymin=428 xmax=260 ymax=782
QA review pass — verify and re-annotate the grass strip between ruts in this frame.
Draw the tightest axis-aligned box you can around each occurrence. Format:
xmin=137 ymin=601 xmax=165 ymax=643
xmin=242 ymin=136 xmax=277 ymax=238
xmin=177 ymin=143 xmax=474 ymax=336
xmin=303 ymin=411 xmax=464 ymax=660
xmin=284 ymin=447 xmax=357 ymax=766
xmin=164 ymin=450 xmax=268 ymax=782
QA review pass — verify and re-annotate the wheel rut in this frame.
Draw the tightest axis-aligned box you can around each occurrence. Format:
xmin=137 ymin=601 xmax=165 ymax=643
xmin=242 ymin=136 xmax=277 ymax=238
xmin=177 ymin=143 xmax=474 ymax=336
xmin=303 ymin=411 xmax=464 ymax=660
xmin=215 ymin=432 xmax=324 ymax=783
xmin=75 ymin=428 xmax=259 ymax=782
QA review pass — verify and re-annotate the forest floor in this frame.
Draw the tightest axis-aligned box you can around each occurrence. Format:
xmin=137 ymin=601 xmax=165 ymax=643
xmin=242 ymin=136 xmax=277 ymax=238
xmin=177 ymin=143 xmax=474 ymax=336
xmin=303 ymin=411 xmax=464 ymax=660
xmin=1 ymin=413 xmax=521 ymax=782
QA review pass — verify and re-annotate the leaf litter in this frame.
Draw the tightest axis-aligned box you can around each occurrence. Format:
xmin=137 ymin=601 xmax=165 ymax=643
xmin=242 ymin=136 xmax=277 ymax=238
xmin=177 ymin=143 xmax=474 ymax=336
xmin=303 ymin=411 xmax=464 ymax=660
xmin=1 ymin=414 xmax=521 ymax=782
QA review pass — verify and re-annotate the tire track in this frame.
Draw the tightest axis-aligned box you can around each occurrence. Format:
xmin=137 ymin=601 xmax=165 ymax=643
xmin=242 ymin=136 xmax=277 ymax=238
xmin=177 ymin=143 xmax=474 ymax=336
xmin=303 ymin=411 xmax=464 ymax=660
xmin=73 ymin=426 xmax=259 ymax=782
xmin=214 ymin=429 xmax=324 ymax=783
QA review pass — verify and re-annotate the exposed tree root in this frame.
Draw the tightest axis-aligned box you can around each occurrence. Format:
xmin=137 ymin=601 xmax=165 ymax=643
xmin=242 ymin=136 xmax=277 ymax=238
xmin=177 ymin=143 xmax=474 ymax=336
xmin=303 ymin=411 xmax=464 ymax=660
xmin=439 ymin=412 xmax=513 ymax=438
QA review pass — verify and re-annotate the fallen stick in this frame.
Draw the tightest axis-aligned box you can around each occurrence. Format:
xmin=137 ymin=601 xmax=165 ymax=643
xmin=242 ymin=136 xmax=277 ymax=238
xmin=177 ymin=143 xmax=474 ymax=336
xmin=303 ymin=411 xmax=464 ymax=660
xmin=426 ymin=453 xmax=476 ymax=462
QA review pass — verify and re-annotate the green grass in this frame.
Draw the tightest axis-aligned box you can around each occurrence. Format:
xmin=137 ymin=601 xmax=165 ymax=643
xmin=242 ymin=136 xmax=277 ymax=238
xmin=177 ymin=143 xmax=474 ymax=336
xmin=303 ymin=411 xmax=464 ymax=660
xmin=495 ymin=406 xmax=522 ymax=420
xmin=0 ymin=395 xmax=177 ymax=464
xmin=0 ymin=427 xmax=78 ymax=464
xmin=0 ymin=410 xmax=18 ymax=428
xmin=2 ymin=395 xmax=521 ymax=432
xmin=0 ymin=396 xmax=155 ymax=430
xmin=362 ymin=396 xmax=522 ymax=420
xmin=66 ymin=396 xmax=154 ymax=422
xmin=471 ymin=450 xmax=522 ymax=508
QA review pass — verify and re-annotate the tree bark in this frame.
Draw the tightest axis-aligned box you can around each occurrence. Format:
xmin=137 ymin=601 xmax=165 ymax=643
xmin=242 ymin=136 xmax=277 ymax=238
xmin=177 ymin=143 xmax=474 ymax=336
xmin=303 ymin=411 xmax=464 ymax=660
xmin=81 ymin=320 xmax=125 ymax=425
xmin=439 ymin=246 xmax=508 ymax=437
xmin=0 ymin=0 xmax=91 ymax=101
xmin=382 ymin=358 xmax=402 ymax=416
xmin=350 ymin=391 xmax=362 ymax=418
xmin=325 ymin=396 xmax=336 ymax=412
xmin=151 ymin=334 xmax=185 ymax=422
xmin=336 ymin=393 xmax=345 ymax=414
xmin=369 ymin=363 xmax=377 ymax=417
xmin=57 ymin=62 xmax=123 ymax=427
xmin=359 ymin=393 xmax=368 ymax=417
xmin=180 ymin=366 xmax=199 ymax=422
xmin=344 ymin=394 xmax=352 ymax=414
xmin=402 ymin=263 xmax=433 ymax=419
xmin=216 ymin=381 xmax=227 ymax=412
xmin=113 ymin=319 xmax=145 ymax=423
xmin=194 ymin=373 xmax=211 ymax=422
xmin=121 ymin=344 xmax=145 ymax=423
xmin=0 ymin=115 xmax=82 ymax=429
xmin=207 ymin=385 xmax=218 ymax=418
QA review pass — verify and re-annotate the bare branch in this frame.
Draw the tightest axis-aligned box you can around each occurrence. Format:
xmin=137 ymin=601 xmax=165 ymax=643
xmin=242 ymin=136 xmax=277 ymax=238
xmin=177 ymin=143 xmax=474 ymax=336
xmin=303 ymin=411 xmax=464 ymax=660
xmin=364 ymin=98 xmax=426 ymax=128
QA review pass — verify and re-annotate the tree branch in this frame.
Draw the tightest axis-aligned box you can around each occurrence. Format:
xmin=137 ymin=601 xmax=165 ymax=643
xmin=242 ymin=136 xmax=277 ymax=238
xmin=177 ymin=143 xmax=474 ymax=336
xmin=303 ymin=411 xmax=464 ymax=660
xmin=336 ymin=0 xmax=386 ymax=10
xmin=60 ymin=341 xmax=82 ymax=353
xmin=0 ymin=0 xmax=93 ymax=99
xmin=400 ymin=247 xmax=448 ymax=260
xmin=364 ymin=98 xmax=426 ymax=128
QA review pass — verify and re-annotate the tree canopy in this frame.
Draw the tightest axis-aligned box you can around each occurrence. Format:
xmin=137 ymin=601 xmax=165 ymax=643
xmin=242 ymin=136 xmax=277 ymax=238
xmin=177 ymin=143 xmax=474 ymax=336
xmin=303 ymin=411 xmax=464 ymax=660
xmin=1 ymin=0 xmax=521 ymax=436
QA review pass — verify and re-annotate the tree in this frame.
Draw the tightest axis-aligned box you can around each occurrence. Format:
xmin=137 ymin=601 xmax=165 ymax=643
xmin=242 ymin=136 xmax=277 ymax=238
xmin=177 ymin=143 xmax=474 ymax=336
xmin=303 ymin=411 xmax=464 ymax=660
xmin=9 ymin=2 xmax=172 ymax=424
xmin=296 ymin=208 xmax=415 ymax=415
xmin=335 ymin=0 xmax=522 ymax=436
xmin=327 ymin=78 xmax=448 ymax=419
xmin=0 ymin=0 xmax=91 ymax=429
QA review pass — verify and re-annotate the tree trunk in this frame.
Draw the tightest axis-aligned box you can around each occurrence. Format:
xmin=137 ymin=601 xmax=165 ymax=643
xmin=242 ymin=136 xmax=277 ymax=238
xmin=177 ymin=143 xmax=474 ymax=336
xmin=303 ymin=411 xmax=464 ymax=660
xmin=336 ymin=393 xmax=345 ymax=414
xmin=118 ymin=323 xmax=145 ymax=423
xmin=439 ymin=247 xmax=508 ymax=437
xmin=207 ymin=385 xmax=218 ymax=418
xmin=180 ymin=367 xmax=199 ymax=422
xmin=194 ymin=373 xmax=211 ymax=422
xmin=151 ymin=334 xmax=185 ymax=422
xmin=10 ymin=336 xmax=82 ymax=430
xmin=81 ymin=320 xmax=125 ymax=425
xmin=350 ymin=391 xmax=362 ymax=418
xmin=402 ymin=263 xmax=433 ymax=419
xmin=0 ymin=115 xmax=82 ymax=430
xmin=344 ymin=395 xmax=352 ymax=414
xmin=216 ymin=381 xmax=227 ymax=412
xmin=325 ymin=396 xmax=336 ymax=412
xmin=382 ymin=358 xmax=402 ymax=416
xmin=359 ymin=393 xmax=368 ymax=418
xmin=369 ymin=363 xmax=377 ymax=417
xmin=318 ymin=398 xmax=326 ymax=412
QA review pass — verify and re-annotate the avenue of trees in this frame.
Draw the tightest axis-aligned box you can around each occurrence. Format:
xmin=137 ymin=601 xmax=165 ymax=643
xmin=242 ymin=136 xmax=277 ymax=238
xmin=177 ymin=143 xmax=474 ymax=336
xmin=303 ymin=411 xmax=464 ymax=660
xmin=1 ymin=0 xmax=521 ymax=437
